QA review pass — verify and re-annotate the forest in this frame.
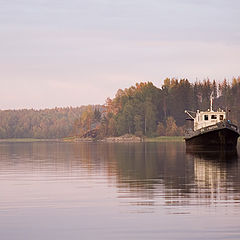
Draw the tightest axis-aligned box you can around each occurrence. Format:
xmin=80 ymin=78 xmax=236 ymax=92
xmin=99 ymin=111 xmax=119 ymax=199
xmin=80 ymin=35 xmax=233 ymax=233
xmin=0 ymin=78 xmax=240 ymax=139
xmin=0 ymin=106 xmax=101 ymax=139
xmin=73 ymin=77 xmax=240 ymax=138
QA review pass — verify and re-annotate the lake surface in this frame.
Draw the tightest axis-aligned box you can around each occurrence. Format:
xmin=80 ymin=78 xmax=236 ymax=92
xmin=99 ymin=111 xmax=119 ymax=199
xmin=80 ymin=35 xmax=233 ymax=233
xmin=0 ymin=141 xmax=240 ymax=240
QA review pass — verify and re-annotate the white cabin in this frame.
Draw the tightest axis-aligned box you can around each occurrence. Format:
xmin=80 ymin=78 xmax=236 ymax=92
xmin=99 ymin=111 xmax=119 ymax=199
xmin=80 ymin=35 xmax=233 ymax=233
xmin=193 ymin=109 xmax=226 ymax=131
xmin=185 ymin=94 xmax=226 ymax=131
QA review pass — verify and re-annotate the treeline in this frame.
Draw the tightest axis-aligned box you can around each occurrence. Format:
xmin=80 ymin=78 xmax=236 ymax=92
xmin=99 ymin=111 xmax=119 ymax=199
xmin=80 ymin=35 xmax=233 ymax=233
xmin=0 ymin=106 xmax=101 ymax=139
xmin=1 ymin=78 xmax=240 ymax=139
xmin=73 ymin=77 xmax=240 ymax=138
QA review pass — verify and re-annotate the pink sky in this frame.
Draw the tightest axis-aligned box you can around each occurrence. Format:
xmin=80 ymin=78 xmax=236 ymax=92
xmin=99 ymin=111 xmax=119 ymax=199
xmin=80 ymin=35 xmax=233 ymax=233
xmin=1 ymin=0 xmax=240 ymax=109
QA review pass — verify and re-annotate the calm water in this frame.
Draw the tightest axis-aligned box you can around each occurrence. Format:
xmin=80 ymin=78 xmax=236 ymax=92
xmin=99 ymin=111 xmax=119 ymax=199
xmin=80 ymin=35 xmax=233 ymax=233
xmin=0 ymin=141 xmax=240 ymax=240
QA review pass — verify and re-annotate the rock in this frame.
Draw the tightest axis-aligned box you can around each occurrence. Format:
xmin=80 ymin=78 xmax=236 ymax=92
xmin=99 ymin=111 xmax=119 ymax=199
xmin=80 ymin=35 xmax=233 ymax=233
xmin=104 ymin=134 xmax=143 ymax=142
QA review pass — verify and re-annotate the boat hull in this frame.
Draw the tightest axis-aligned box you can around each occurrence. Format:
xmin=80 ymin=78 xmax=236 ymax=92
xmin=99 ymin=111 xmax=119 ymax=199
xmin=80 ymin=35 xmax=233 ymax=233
xmin=185 ymin=122 xmax=239 ymax=151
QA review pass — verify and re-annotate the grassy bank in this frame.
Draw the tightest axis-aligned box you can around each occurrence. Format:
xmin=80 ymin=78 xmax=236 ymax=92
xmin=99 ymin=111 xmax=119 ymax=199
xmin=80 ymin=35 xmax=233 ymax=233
xmin=62 ymin=136 xmax=76 ymax=142
xmin=64 ymin=136 xmax=185 ymax=142
xmin=145 ymin=136 xmax=184 ymax=142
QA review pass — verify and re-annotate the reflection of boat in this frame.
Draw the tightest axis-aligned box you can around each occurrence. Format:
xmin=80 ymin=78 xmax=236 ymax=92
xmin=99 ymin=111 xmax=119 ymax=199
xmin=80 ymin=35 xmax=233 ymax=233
xmin=187 ymin=150 xmax=238 ymax=197
xmin=186 ymin=149 xmax=238 ymax=162
xmin=187 ymin=150 xmax=238 ymax=193
xmin=184 ymin=94 xmax=239 ymax=150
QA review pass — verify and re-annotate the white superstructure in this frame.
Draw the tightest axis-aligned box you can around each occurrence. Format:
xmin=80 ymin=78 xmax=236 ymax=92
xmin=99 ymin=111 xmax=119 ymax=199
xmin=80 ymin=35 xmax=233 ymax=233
xmin=185 ymin=94 xmax=226 ymax=131
xmin=193 ymin=109 xmax=226 ymax=131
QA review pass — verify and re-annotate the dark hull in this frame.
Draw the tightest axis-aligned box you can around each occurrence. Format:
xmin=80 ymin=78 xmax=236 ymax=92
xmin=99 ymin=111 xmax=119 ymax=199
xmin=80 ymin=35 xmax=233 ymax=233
xmin=185 ymin=123 xmax=239 ymax=151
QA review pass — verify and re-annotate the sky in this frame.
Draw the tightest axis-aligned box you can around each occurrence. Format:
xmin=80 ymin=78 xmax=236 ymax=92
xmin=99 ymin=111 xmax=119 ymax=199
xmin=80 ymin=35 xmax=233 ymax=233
xmin=1 ymin=0 xmax=240 ymax=109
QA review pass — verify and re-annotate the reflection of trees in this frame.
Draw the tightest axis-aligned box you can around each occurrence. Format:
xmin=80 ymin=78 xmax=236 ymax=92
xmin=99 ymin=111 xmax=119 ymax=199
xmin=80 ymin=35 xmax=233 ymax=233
xmin=105 ymin=142 xmax=195 ymax=206
xmin=0 ymin=142 xmax=113 ymax=178
xmin=109 ymin=144 xmax=240 ymax=207
xmin=0 ymin=142 xmax=240 ymax=207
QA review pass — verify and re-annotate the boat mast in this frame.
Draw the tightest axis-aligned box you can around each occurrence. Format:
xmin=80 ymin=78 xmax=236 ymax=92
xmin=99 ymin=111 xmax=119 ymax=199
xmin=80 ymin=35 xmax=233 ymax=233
xmin=210 ymin=92 xmax=213 ymax=112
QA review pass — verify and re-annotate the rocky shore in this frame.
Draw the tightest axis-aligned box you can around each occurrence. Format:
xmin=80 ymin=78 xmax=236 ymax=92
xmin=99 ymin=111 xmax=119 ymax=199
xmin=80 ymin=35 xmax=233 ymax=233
xmin=64 ymin=134 xmax=143 ymax=142
xmin=103 ymin=134 xmax=143 ymax=142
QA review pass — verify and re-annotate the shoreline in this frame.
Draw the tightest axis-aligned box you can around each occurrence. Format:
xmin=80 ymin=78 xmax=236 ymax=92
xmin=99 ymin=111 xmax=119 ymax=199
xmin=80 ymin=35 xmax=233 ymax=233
xmin=145 ymin=136 xmax=184 ymax=142
xmin=0 ymin=138 xmax=61 ymax=143
xmin=1 ymin=136 xmax=239 ymax=143
xmin=0 ymin=136 xmax=183 ymax=143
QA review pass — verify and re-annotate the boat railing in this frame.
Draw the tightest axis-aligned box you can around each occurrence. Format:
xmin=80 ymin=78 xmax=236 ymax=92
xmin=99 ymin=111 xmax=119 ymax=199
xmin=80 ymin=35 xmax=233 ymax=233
xmin=223 ymin=120 xmax=238 ymax=132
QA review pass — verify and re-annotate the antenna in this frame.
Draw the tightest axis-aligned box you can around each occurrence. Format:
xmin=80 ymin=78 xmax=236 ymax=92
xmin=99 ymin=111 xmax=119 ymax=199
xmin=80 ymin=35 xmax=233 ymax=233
xmin=210 ymin=92 xmax=213 ymax=112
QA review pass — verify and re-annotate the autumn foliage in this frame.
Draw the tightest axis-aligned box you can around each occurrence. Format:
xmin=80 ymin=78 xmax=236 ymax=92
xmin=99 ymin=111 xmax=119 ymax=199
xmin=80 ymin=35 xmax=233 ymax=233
xmin=0 ymin=78 xmax=240 ymax=138
xmin=93 ymin=78 xmax=240 ymax=138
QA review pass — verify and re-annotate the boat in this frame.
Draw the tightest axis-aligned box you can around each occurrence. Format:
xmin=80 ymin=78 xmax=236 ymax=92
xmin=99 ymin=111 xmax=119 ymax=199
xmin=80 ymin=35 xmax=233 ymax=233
xmin=184 ymin=94 xmax=239 ymax=151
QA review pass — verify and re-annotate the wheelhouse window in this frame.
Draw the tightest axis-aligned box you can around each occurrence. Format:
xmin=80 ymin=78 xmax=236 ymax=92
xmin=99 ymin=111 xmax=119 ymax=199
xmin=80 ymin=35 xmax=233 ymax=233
xmin=220 ymin=115 xmax=224 ymax=120
xmin=211 ymin=115 xmax=217 ymax=119
xmin=204 ymin=115 xmax=208 ymax=120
